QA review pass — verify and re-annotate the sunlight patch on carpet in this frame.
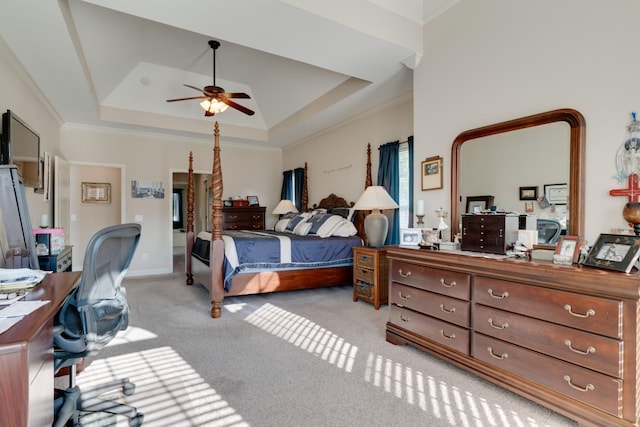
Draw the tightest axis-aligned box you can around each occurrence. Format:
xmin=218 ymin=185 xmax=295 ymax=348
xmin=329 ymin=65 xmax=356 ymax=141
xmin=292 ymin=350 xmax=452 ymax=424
xmin=76 ymin=346 xmax=248 ymax=427
xmin=244 ymin=303 xmax=358 ymax=372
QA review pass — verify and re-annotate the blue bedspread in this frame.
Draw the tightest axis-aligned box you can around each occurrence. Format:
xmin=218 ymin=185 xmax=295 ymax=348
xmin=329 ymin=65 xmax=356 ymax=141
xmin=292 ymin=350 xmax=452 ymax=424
xmin=192 ymin=230 xmax=362 ymax=292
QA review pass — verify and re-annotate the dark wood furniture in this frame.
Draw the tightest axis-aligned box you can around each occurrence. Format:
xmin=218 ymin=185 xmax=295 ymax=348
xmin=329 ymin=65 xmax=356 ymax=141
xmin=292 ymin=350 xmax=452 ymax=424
xmin=221 ymin=206 xmax=265 ymax=230
xmin=184 ymin=124 xmax=371 ymax=318
xmin=0 ymin=271 xmax=81 ymax=427
xmin=38 ymin=245 xmax=72 ymax=272
xmin=385 ymin=246 xmax=640 ymax=427
xmin=353 ymin=246 xmax=388 ymax=309
xmin=461 ymin=214 xmax=519 ymax=254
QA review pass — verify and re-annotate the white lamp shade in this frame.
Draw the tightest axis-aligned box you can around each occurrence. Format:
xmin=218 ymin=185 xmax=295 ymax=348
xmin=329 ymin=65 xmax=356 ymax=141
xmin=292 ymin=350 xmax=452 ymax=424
xmin=272 ymin=199 xmax=299 ymax=215
xmin=353 ymin=186 xmax=399 ymax=210
xmin=353 ymin=186 xmax=398 ymax=248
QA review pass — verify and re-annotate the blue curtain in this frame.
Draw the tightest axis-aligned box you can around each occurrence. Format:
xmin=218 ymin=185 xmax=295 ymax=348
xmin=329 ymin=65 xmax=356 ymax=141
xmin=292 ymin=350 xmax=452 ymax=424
xmin=293 ymin=167 xmax=305 ymax=211
xmin=377 ymin=141 xmax=400 ymax=245
xmin=408 ymin=136 xmax=414 ymax=227
xmin=281 ymin=170 xmax=293 ymax=200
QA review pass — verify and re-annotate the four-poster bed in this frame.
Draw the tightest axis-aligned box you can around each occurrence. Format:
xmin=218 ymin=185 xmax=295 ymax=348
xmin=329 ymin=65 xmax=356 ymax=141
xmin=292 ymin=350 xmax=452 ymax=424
xmin=185 ymin=122 xmax=372 ymax=318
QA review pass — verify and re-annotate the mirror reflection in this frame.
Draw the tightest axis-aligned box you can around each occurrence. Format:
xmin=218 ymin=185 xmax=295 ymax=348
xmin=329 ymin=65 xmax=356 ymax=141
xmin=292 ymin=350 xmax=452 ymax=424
xmin=450 ymin=109 xmax=585 ymax=243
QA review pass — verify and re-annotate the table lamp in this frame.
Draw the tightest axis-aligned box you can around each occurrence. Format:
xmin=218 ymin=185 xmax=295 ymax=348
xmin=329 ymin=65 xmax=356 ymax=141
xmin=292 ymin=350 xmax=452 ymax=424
xmin=353 ymin=186 xmax=399 ymax=247
xmin=272 ymin=199 xmax=298 ymax=215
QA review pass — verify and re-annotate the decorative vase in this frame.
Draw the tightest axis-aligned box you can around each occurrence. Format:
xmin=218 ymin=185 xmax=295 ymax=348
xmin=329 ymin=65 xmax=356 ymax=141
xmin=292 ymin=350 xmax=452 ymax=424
xmin=622 ymin=202 xmax=640 ymax=236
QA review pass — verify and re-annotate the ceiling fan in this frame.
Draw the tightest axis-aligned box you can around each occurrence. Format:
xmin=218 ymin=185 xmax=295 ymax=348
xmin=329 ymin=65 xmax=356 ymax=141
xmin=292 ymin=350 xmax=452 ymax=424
xmin=166 ymin=40 xmax=255 ymax=117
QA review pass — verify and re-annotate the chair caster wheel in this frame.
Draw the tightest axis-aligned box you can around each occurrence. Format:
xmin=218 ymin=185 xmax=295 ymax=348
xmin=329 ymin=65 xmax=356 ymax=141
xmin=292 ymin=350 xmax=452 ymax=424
xmin=129 ymin=412 xmax=144 ymax=426
xmin=123 ymin=382 xmax=136 ymax=396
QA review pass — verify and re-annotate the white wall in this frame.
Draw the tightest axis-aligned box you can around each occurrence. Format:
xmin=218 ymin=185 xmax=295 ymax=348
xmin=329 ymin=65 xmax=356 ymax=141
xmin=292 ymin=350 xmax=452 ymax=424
xmin=283 ymin=99 xmax=413 ymax=207
xmin=60 ymin=126 xmax=282 ymax=275
xmin=416 ymin=0 xmax=640 ymax=245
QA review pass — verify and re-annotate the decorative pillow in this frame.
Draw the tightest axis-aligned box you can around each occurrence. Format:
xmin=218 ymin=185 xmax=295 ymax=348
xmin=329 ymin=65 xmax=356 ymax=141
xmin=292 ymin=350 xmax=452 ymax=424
xmin=307 ymin=213 xmax=346 ymax=237
xmin=282 ymin=212 xmax=298 ymax=219
xmin=329 ymin=207 xmax=355 ymax=222
xmin=274 ymin=218 xmax=291 ymax=232
xmin=285 ymin=215 xmax=307 ymax=233
xmin=293 ymin=221 xmax=312 ymax=236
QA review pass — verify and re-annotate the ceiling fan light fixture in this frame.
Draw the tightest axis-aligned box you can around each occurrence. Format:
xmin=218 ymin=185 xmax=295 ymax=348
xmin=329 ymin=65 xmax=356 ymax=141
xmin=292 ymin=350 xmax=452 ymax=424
xmin=200 ymin=98 xmax=228 ymax=115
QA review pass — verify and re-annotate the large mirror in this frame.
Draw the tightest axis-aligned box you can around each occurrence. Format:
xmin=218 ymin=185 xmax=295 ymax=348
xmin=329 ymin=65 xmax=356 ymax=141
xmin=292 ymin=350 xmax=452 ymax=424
xmin=451 ymin=109 xmax=585 ymax=241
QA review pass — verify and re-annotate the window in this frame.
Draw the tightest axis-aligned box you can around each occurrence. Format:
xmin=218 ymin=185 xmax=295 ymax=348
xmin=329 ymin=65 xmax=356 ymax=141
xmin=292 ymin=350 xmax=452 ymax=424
xmin=173 ymin=189 xmax=183 ymax=229
xmin=398 ymin=142 xmax=410 ymax=229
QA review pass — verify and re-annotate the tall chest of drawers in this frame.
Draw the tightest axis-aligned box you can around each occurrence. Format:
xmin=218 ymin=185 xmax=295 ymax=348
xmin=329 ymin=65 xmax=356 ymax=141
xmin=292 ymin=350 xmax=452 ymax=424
xmin=221 ymin=206 xmax=265 ymax=230
xmin=386 ymin=246 xmax=640 ymax=427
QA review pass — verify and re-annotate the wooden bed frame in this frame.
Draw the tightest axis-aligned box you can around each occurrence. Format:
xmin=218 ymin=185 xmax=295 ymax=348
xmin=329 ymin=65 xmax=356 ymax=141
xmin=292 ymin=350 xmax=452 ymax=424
xmin=185 ymin=122 xmax=372 ymax=318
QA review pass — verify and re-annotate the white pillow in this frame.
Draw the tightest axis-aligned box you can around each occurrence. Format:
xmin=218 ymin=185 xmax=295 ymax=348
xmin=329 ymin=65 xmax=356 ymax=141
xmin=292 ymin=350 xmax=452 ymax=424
xmin=274 ymin=218 xmax=290 ymax=232
xmin=315 ymin=215 xmax=347 ymax=238
xmin=331 ymin=220 xmax=358 ymax=237
xmin=294 ymin=222 xmax=312 ymax=236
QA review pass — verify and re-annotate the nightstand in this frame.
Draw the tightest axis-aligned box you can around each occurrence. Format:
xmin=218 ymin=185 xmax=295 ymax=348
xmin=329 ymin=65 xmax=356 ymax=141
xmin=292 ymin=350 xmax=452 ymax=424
xmin=38 ymin=246 xmax=72 ymax=272
xmin=353 ymin=246 xmax=388 ymax=309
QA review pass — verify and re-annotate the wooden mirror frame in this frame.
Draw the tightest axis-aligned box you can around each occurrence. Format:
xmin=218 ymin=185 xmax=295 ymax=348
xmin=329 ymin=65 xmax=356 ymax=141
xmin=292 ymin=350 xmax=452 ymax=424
xmin=451 ymin=108 xmax=586 ymax=241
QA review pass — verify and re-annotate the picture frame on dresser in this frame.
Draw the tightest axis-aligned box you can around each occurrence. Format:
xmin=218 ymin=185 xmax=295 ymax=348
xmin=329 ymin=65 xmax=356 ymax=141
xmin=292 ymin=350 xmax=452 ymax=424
xmin=247 ymin=195 xmax=259 ymax=206
xmin=554 ymin=235 xmax=582 ymax=264
xmin=465 ymin=195 xmax=494 ymax=213
xmin=399 ymin=228 xmax=421 ymax=246
xmin=583 ymin=233 xmax=640 ymax=273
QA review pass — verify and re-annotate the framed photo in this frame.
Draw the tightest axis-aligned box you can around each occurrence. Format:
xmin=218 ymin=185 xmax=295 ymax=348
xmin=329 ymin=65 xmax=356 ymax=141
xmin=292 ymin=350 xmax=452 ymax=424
xmin=544 ymin=183 xmax=568 ymax=205
xmin=583 ymin=234 xmax=640 ymax=273
xmin=82 ymin=182 xmax=111 ymax=203
xmin=421 ymin=156 xmax=443 ymax=191
xmin=465 ymin=195 xmax=495 ymax=213
xmin=223 ymin=199 xmax=233 ymax=207
xmin=400 ymin=228 xmax=421 ymax=246
xmin=554 ymin=235 xmax=582 ymax=264
xmin=524 ymin=201 xmax=534 ymax=213
xmin=519 ymin=186 xmax=538 ymax=200
xmin=247 ymin=195 xmax=259 ymax=206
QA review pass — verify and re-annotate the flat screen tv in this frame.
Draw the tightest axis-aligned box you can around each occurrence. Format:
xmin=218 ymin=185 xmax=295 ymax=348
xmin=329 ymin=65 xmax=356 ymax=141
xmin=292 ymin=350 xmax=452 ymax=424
xmin=1 ymin=110 xmax=42 ymax=191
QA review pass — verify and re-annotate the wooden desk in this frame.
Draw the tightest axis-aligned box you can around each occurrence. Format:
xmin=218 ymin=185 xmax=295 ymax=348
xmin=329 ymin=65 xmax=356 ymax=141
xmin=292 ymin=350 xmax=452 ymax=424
xmin=0 ymin=271 xmax=81 ymax=427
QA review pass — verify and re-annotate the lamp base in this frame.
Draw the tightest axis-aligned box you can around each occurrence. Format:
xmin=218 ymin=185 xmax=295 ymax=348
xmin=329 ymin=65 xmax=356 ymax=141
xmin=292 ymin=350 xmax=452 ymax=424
xmin=365 ymin=210 xmax=388 ymax=248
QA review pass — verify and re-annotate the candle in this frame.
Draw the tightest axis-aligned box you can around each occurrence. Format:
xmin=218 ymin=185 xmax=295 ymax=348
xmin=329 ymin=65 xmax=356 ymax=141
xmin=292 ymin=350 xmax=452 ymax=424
xmin=416 ymin=200 xmax=425 ymax=216
xmin=40 ymin=214 xmax=49 ymax=228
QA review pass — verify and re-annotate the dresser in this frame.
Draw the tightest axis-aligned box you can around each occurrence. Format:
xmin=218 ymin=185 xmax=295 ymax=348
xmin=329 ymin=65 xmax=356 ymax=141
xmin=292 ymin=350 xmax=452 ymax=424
xmin=352 ymin=246 xmax=388 ymax=309
xmin=221 ymin=206 xmax=265 ymax=230
xmin=386 ymin=246 xmax=640 ymax=427
xmin=37 ymin=246 xmax=72 ymax=272
xmin=461 ymin=213 xmax=519 ymax=254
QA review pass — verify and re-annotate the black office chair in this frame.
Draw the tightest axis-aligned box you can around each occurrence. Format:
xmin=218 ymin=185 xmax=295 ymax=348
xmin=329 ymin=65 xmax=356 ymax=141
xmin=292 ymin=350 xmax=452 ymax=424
xmin=53 ymin=223 xmax=143 ymax=427
xmin=537 ymin=219 xmax=562 ymax=244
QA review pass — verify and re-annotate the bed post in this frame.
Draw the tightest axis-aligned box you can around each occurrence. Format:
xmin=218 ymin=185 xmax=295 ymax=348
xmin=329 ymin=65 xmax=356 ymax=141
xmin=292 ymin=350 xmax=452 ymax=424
xmin=210 ymin=122 xmax=225 ymax=318
xmin=302 ymin=162 xmax=309 ymax=212
xmin=185 ymin=151 xmax=194 ymax=285
xmin=355 ymin=143 xmax=373 ymax=242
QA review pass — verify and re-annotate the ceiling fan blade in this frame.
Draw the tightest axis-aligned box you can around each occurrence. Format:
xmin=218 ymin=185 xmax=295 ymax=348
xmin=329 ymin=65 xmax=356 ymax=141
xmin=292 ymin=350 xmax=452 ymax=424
xmin=221 ymin=92 xmax=250 ymax=99
xmin=220 ymin=96 xmax=255 ymax=116
xmin=166 ymin=95 xmax=208 ymax=102
xmin=183 ymin=84 xmax=209 ymax=95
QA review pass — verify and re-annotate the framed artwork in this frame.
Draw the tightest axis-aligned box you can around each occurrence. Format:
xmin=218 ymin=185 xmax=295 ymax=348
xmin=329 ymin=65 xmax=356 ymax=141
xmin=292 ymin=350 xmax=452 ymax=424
xmin=519 ymin=186 xmax=538 ymax=200
xmin=399 ymin=228 xmax=421 ymax=246
xmin=247 ymin=195 xmax=259 ymax=206
xmin=131 ymin=180 xmax=165 ymax=199
xmin=554 ymin=235 xmax=582 ymax=264
xmin=544 ymin=183 xmax=568 ymax=205
xmin=465 ymin=195 xmax=495 ymax=213
xmin=583 ymin=234 xmax=640 ymax=273
xmin=81 ymin=182 xmax=111 ymax=203
xmin=421 ymin=156 xmax=443 ymax=191
xmin=524 ymin=201 xmax=534 ymax=213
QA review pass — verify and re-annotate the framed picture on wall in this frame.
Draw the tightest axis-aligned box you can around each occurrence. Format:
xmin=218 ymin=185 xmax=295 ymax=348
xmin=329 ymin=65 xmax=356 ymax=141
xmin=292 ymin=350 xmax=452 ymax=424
xmin=81 ymin=182 xmax=111 ymax=203
xmin=519 ymin=186 xmax=538 ymax=200
xmin=421 ymin=156 xmax=443 ymax=191
xmin=465 ymin=195 xmax=494 ymax=213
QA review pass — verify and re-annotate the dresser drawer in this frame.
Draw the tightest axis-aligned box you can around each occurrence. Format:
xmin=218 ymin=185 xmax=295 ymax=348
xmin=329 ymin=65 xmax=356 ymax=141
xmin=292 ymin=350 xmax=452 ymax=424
xmin=354 ymin=280 xmax=373 ymax=298
xmin=224 ymin=222 xmax=263 ymax=230
xmin=354 ymin=267 xmax=374 ymax=284
xmin=390 ymin=260 xmax=471 ymax=300
xmin=355 ymin=252 xmax=376 ymax=269
xmin=391 ymin=283 xmax=470 ymax=327
xmin=473 ymin=333 xmax=622 ymax=417
xmin=389 ymin=305 xmax=469 ymax=354
xmin=474 ymin=276 xmax=622 ymax=338
xmin=474 ymin=304 xmax=622 ymax=378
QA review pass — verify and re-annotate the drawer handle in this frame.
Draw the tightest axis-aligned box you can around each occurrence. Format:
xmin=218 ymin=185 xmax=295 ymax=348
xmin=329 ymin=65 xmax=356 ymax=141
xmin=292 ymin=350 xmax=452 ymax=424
xmin=564 ymin=340 xmax=595 ymax=355
xmin=400 ymin=314 xmax=410 ymax=322
xmin=439 ymin=304 xmax=455 ymax=314
xmin=398 ymin=269 xmax=411 ymax=277
xmin=229 ymin=215 xmax=238 ymax=219
xmin=398 ymin=292 xmax=410 ymax=300
xmin=564 ymin=305 xmax=596 ymax=318
xmin=488 ymin=318 xmax=509 ymax=330
xmin=487 ymin=346 xmax=508 ymax=360
xmin=440 ymin=330 xmax=455 ymax=340
xmin=487 ymin=289 xmax=509 ymax=299
xmin=563 ymin=375 xmax=594 ymax=393
xmin=439 ymin=278 xmax=456 ymax=288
